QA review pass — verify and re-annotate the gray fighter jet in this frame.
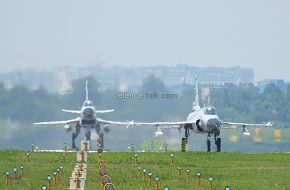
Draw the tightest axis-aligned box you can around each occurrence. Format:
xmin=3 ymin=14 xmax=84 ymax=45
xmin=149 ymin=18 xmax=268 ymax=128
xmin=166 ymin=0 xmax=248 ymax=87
xmin=133 ymin=76 xmax=272 ymax=152
xmin=34 ymin=80 xmax=131 ymax=149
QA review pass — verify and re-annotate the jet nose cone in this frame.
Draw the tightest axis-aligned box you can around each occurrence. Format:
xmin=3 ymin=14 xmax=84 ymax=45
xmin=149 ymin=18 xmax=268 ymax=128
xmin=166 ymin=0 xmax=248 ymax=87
xmin=207 ymin=118 xmax=221 ymax=129
xmin=83 ymin=107 xmax=94 ymax=118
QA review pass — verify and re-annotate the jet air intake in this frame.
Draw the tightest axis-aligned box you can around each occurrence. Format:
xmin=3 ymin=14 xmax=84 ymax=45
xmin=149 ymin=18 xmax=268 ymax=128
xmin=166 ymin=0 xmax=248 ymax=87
xmin=104 ymin=125 xmax=111 ymax=133
xmin=196 ymin=119 xmax=203 ymax=132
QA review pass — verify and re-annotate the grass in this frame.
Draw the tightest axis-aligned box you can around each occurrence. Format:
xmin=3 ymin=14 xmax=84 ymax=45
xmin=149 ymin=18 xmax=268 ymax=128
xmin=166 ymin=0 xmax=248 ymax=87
xmin=1 ymin=150 xmax=290 ymax=190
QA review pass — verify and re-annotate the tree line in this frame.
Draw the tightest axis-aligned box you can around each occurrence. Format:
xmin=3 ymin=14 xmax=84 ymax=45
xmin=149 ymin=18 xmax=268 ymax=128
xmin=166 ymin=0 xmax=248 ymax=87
xmin=0 ymin=75 xmax=289 ymax=128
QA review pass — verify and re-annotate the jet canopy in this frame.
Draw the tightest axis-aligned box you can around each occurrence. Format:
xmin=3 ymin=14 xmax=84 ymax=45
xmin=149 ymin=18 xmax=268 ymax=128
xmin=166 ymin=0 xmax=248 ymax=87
xmin=204 ymin=106 xmax=217 ymax=115
xmin=83 ymin=100 xmax=94 ymax=107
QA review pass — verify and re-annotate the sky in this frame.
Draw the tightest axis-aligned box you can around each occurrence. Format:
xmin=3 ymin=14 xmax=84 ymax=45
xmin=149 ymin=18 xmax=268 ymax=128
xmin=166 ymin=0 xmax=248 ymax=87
xmin=0 ymin=0 xmax=289 ymax=81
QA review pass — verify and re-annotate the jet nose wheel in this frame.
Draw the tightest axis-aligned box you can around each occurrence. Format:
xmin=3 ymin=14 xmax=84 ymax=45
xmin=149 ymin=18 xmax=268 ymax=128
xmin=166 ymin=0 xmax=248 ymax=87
xmin=215 ymin=137 xmax=221 ymax=152
xmin=207 ymin=138 xmax=211 ymax=152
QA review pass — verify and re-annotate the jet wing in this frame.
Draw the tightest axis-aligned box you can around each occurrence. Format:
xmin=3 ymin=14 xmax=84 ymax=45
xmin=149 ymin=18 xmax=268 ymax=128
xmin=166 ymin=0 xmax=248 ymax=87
xmin=96 ymin=118 xmax=134 ymax=127
xmin=33 ymin=118 xmax=80 ymax=125
xmin=62 ymin=109 xmax=81 ymax=114
xmin=221 ymin=121 xmax=272 ymax=136
xmin=95 ymin=109 xmax=115 ymax=113
xmin=133 ymin=121 xmax=188 ymax=126
xmin=221 ymin=121 xmax=273 ymax=128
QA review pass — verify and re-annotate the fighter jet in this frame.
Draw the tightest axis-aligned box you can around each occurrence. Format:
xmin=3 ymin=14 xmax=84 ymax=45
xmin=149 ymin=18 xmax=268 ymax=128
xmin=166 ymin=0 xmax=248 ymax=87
xmin=34 ymin=80 xmax=131 ymax=149
xmin=133 ymin=76 xmax=273 ymax=152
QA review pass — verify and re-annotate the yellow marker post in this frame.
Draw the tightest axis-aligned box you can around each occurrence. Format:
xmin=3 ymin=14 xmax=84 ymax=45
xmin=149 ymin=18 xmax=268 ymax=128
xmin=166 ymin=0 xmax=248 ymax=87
xmin=64 ymin=143 xmax=68 ymax=153
xmin=81 ymin=151 xmax=84 ymax=163
xmin=208 ymin=177 xmax=213 ymax=190
xmin=56 ymin=168 xmax=61 ymax=181
xmin=46 ymin=175 xmax=52 ymax=190
xmin=196 ymin=172 xmax=201 ymax=188
xmin=26 ymin=153 xmax=30 ymax=162
xmin=20 ymin=165 xmax=24 ymax=178
xmin=80 ymin=162 xmax=84 ymax=171
xmin=53 ymin=171 xmax=57 ymax=185
xmin=170 ymin=153 xmax=174 ymax=165
xmin=98 ymin=153 xmax=102 ymax=161
xmin=134 ymin=154 xmax=138 ymax=165
xmin=84 ymin=141 xmax=88 ymax=152
xmin=155 ymin=176 xmax=160 ymax=190
xmin=59 ymin=165 xmax=64 ymax=176
xmin=75 ymin=174 xmax=79 ymax=190
xmin=13 ymin=167 xmax=17 ymax=180
xmin=142 ymin=169 xmax=147 ymax=182
xmin=137 ymin=167 xmax=142 ymax=177
xmin=31 ymin=143 xmax=35 ymax=152
xmin=148 ymin=172 xmax=153 ymax=186
xmin=4 ymin=171 xmax=10 ymax=185
xmin=62 ymin=153 xmax=66 ymax=162
xmin=186 ymin=169 xmax=190 ymax=182
xmin=177 ymin=167 xmax=181 ymax=178
xmin=274 ymin=129 xmax=282 ymax=142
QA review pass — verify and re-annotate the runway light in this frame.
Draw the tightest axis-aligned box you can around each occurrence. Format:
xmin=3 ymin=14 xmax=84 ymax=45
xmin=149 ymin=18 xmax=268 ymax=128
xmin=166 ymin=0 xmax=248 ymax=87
xmin=155 ymin=176 xmax=160 ymax=181
xmin=208 ymin=176 xmax=213 ymax=182
xmin=196 ymin=172 xmax=201 ymax=177
xmin=13 ymin=167 xmax=17 ymax=172
xmin=164 ymin=186 xmax=169 ymax=190
xmin=41 ymin=185 xmax=47 ymax=190
xmin=225 ymin=186 xmax=231 ymax=190
xmin=4 ymin=171 xmax=10 ymax=176
xmin=46 ymin=175 xmax=52 ymax=181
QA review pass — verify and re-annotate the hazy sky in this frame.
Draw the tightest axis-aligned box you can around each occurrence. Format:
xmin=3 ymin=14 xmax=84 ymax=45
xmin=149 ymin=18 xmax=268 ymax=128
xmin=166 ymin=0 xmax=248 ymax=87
xmin=0 ymin=1 xmax=289 ymax=81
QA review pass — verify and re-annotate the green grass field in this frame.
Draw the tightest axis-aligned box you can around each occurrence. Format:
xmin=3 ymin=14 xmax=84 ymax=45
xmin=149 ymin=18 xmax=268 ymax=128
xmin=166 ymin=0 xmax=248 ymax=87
xmin=1 ymin=150 xmax=290 ymax=190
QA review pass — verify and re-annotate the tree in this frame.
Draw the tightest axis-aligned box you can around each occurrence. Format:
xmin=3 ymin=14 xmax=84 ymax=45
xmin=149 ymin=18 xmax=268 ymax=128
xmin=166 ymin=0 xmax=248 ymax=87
xmin=141 ymin=74 xmax=167 ymax=93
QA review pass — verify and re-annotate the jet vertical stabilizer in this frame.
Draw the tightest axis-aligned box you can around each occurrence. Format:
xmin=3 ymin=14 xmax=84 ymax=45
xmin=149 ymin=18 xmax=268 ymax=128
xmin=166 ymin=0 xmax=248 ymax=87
xmin=85 ymin=80 xmax=89 ymax=101
xmin=192 ymin=75 xmax=200 ymax=111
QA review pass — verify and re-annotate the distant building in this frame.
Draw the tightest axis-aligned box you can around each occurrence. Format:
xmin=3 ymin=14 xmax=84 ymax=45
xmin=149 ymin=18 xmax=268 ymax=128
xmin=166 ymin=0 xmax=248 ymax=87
xmin=0 ymin=65 xmax=255 ymax=93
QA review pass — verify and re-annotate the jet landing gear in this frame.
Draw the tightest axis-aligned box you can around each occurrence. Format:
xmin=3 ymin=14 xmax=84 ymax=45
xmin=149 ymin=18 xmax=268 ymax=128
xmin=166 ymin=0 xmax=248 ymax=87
xmin=72 ymin=124 xmax=81 ymax=149
xmin=206 ymin=133 xmax=221 ymax=152
xmin=215 ymin=137 xmax=221 ymax=152
xmin=85 ymin=130 xmax=91 ymax=141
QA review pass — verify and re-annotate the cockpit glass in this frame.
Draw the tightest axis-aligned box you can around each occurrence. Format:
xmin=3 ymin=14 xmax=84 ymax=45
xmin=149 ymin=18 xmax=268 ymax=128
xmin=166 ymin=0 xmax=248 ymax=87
xmin=83 ymin=101 xmax=94 ymax=107
xmin=205 ymin=107 xmax=217 ymax=115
